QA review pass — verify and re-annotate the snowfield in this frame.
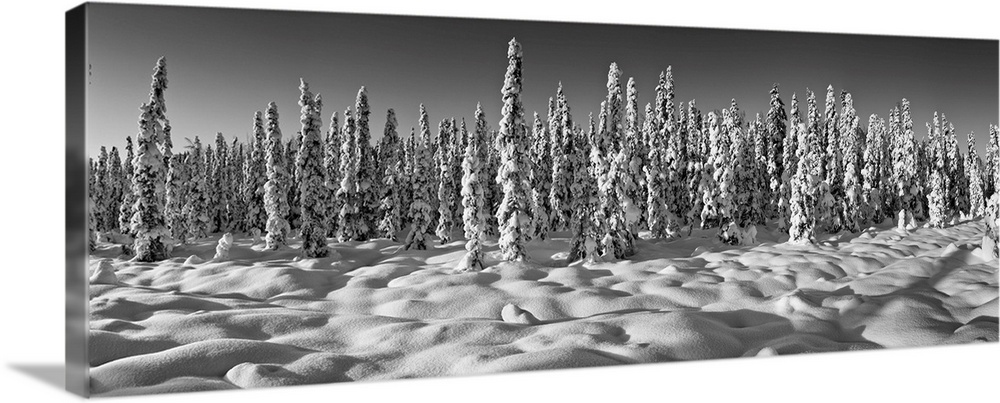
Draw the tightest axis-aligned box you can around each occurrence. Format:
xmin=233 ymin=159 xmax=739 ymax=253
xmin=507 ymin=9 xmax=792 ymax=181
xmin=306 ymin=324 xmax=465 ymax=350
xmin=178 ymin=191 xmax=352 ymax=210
xmin=88 ymin=220 xmax=998 ymax=396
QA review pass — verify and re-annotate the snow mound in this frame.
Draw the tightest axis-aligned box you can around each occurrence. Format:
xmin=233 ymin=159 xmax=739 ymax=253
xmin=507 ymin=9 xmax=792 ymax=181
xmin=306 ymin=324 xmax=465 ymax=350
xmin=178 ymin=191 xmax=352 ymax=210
xmin=501 ymin=303 xmax=540 ymax=325
xmin=213 ymin=233 xmax=234 ymax=261
xmin=90 ymin=260 xmax=118 ymax=285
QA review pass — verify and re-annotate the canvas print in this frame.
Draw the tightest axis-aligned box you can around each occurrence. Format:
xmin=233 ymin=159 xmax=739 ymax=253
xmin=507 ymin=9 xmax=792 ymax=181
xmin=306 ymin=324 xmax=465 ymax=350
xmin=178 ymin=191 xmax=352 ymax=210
xmin=77 ymin=2 xmax=999 ymax=397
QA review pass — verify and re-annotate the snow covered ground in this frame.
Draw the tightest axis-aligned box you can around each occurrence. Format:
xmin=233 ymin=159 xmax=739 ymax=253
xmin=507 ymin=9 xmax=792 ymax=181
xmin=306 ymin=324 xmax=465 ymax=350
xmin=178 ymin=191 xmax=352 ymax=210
xmin=87 ymin=220 xmax=998 ymax=396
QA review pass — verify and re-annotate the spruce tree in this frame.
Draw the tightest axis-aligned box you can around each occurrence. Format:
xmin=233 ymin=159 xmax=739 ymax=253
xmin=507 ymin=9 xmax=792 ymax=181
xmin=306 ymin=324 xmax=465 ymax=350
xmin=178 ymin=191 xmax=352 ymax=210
xmin=183 ymin=136 xmax=210 ymax=240
xmin=107 ymin=146 xmax=123 ymax=233
xmin=337 ymin=108 xmax=362 ymax=242
xmin=549 ymin=84 xmax=573 ymax=231
xmin=285 ymin=131 xmax=302 ymax=232
xmin=894 ymin=99 xmax=919 ymax=229
xmin=88 ymin=158 xmax=98 ymax=251
xmin=495 ymin=38 xmax=532 ymax=261
xmin=129 ymin=103 xmax=170 ymax=261
xmin=229 ymin=139 xmax=246 ymax=233
xmin=324 ymin=111 xmax=341 ymax=236
xmin=94 ymin=146 xmax=110 ymax=233
xmin=484 ymin=128 xmax=502 ymax=237
xmin=568 ymin=122 xmax=600 ymax=264
xmin=699 ymin=111 xmax=723 ymax=229
xmin=295 ymin=80 xmax=330 ymax=257
xmin=623 ymin=76 xmax=645 ymax=232
xmin=985 ymin=125 xmax=999 ymax=199
xmin=821 ymin=86 xmax=843 ymax=232
xmin=211 ymin=133 xmax=232 ymax=232
xmin=435 ymin=118 xmax=456 ymax=243
xmin=927 ymin=115 xmax=948 ymax=228
xmin=788 ymin=90 xmax=822 ymax=244
xmin=401 ymin=126 xmax=416 ymax=228
xmin=777 ymin=93 xmax=801 ymax=233
xmin=861 ymin=114 xmax=888 ymax=225
xmin=404 ymin=109 xmax=436 ymax=250
xmin=164 ymin=152 xmax=188 ymax=241
xmin=118 ymin=136 xmax=136 ymax=235
xmin=459 ymin=103 xmax=490 ymax=272
xmin=146 ymin=57 xmax=172 ymax=192
xmin=592 ymin=63 xmax=631 ymax=258
xmin=967 ymin=132 xmax=985 ymax=218
xmin=766 ymin=84 xmax=787 ymax=220
xmin=839 ymin=92 xmax=862 ymax=232
xmin=377 ymin=109 xmax=404 ymax=240
xmin=685 ymin=101 xmax=704 ymax=228
xmin=529 ymin=111 xmax=552 ymax=240
xmin=943 ymin=117 xmax=968 ymax=218
xmin=244 ymin=111 xmax=268 ymax=234
xmin=353 ymin=87 xmax=378 ymax=239
xmin=263 ymin=102 xmax=291 ymax=249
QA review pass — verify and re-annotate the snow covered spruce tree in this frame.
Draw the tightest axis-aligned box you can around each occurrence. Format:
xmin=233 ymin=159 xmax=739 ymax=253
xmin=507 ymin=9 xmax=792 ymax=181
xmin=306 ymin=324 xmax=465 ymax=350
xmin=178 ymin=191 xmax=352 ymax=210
xmin=569 ymin=120 xmax=601 ymax=264
xmin=106 ymin=146 xmax=124 ymax=232
xmin=529 ymin=111 xmax=553 ymax=240
xmin=294 ymin=80 xmax=330 ymax=258
xmin=377 ymin=109 xmax=404 ymax=240
xmin=644 ymin=101 xmax=668 ymax=239
xmin=748 ymin=114 xmax=769 ymax=226
xmin=699 ymin=111 xmax=723 ymax=229
xmin=667 ymin=99 xmax=690 ymax=236
xmin=620 ymin=76 xmax=644 ymax=237
xmin=353 ymin=87 xmax=379 ymax=239
xmin=337 ymin=108 xmax=362 ymax=242
xmin=324 ymin=111 xmax=341 ymax=236
xmin=685 ymin=101 xmax=705 ymax=228
xmin=435 ymin=118 xmax=457 ymax=243
xmin=164 ymin=152 xmax=188 ymax=242
xmin=263 ymin=102 xmax=291 ymax=250
xmin=244 ymin=111 xmax=268 ymax=234
xmin=861 ymin=114 xmax=888 ymax=225
xmin=494 ymin=38 xmax=533 ymax=261
xmin=459 ymin=103 xmax=491 ymax=272
xmin=285 ymin=131 xmax=302 ymax=232
xmin=548 ymin=83 xmax=573 ymax=231
xmin=777 ymin=93 xmax=801 ymax=233
xmin=118 ymin=136 xmax=136 ymax=235
xmin=129 ymin=103 xmax=170 ymax=261
xmin=820 ymin=86 xmax=843 ymax=232
xmin=927 ymin=114 xmax=949 ymax=228
xmin=893 ymin=99 xmax=920 ymax=230
xmin=987 ymin=124 xmax=1000 ymax=258
xmin=839 ymin=92 xmax=862 ymax=232
xmin=229 ymin=139 xmax=247 ymax=233
xmin=788 ymin=89 xmax=823 ymax=244
xmin=943 ymin=117 xmax=968 ymax=219
xmin=182 ymin=136 xmax=210 ymax=240
xmin=210 ymin=133 xmax=232 ymax=233
xmin=986 ymin=125 xmax=999 ymax=200
xmin=404 ymin=106 xmax=436 ymax=250
xmin=967 ymin=132 xmax=985 ymax=218
xmin=766 ymin=84 xmax=787 ymax=220
xmin=88 ymin=159 xmax=98 ymax=251
xmin=93 ymin=147 xmax=111 ymax=233
xmin=714 ymin=102 xmax=742 ymax=243
xmin=401 ymin=127 xmax=415 ymax=228
xmin=146 ymin=57 xmax=172 ymax=193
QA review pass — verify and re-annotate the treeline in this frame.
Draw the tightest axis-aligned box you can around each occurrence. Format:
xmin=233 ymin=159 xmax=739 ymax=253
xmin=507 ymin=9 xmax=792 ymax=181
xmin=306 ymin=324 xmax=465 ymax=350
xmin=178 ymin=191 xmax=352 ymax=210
xmin=89 ymin=39 xmax=1000 ymax=265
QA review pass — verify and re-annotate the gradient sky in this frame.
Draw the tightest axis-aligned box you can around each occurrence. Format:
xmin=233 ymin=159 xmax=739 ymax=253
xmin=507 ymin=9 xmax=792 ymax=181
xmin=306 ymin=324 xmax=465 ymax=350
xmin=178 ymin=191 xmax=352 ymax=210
xmin=85 ymin=3 xmax=999 ymax=159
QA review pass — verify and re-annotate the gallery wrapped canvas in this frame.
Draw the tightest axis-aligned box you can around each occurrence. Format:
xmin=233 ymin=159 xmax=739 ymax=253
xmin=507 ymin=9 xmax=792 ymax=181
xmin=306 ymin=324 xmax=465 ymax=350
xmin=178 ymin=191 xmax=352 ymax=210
xmin=66 ymin=1 xmax=998 ymax=399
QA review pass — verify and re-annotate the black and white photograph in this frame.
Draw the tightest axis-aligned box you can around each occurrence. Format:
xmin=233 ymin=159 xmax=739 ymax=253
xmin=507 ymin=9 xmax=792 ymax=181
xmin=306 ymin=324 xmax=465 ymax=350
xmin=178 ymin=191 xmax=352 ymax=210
xmin=79 ymin=1 xmax=1000 ymax=397
xmin=7 ymin=1 xmax=1000 ymax=402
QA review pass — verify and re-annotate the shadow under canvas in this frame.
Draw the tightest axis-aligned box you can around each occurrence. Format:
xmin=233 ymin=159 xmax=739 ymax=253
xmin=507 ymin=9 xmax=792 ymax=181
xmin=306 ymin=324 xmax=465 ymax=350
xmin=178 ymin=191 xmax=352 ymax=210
xmin=9 ymin=364 xmax=67 ymax=392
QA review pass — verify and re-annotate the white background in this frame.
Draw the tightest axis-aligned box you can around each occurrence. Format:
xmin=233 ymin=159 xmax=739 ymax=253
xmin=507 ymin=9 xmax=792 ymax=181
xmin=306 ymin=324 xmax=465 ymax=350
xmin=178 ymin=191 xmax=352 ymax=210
xmin=1 ymin=1 xmax=997 ymax=402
